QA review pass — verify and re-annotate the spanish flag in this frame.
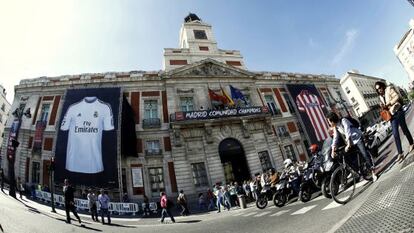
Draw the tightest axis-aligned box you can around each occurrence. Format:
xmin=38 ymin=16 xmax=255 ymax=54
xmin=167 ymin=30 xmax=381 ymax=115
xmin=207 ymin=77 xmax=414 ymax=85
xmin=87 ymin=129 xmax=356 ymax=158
xmin=221 ymin=86 xmax=234 ymax=106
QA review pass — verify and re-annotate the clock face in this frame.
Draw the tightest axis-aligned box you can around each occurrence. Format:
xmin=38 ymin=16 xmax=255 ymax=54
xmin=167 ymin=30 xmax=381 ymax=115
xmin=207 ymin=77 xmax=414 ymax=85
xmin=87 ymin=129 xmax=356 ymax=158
xmin=194 ymin=30 xmax=207 ymax=40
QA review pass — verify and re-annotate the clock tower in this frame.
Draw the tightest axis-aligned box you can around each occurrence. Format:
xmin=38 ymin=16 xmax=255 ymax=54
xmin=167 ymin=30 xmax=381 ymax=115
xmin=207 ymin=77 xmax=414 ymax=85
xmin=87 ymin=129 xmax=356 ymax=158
xmin=163 ymin=13 xmax=246 ymax=71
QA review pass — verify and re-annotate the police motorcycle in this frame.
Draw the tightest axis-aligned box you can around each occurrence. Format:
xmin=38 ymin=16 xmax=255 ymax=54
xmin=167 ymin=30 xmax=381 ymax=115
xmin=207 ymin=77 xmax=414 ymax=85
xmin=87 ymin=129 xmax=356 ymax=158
xmin=272 ymin=159 xmax=301 ymax=207
xmin=255 ymin=172 xmax=276 ymax=209
xmin=363 ymin=129 xmax=379 ymax=158
xmin=319 ymin=137 xmax=340 ymax=198
xmin=298 ymin=144 xmax=325 ymax=202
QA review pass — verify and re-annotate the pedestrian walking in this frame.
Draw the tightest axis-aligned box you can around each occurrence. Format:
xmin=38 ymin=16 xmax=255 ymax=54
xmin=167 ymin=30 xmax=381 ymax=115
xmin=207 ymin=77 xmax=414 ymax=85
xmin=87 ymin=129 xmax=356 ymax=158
xmin=160 ymin=192 xmax=175 ymax=223
xmin=206 ymin=188 xmax=216 ymax=211
xmin=16 ymin=177 xmax=23 ymax=199
xmin=0 ymin=169 xmax=4 ymax=192
xmin=87 ymin=189 xmax=99 ymax=222
xmin=122 ymin=193 xmax=129 ymax=203
xmin=98 ymin=189 xmax=111 ymax=225
xmin=229 ymin=183 xmax=238 ymax=207
xmin=214 ymin=184 xmax=224 ymax=213
xmin=198 ymin=193 xmax=207 ymax=210
xmin=143 ymin=195 xmax=151 ymax=216
xmin=223 ymin=187 xmax=231 ymax=211
xmin=177 ymin=190 xmax=190 ymax=216
xmin=376 ymin=81 xmax=414 ymax=162
xmin=63 ymin=179 xmax=82 ymax=225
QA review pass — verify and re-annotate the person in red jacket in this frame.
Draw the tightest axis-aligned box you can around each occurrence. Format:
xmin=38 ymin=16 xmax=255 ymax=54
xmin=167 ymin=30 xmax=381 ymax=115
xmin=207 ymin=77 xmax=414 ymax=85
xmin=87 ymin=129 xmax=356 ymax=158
xmin=160 ymin=192 xmax=175 ymax=223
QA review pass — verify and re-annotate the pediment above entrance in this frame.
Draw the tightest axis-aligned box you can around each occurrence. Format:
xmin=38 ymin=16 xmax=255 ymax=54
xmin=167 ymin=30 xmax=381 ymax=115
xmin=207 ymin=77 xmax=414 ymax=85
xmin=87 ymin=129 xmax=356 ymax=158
xmin=166 ymin=58 xmax=255 ymax=78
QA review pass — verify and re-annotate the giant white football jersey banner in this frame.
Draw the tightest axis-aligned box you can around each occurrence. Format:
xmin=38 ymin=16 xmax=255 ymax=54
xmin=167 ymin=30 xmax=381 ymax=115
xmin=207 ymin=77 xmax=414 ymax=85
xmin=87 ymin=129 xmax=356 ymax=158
xmin=60 ymin=97 xmax=114 ymax=173
xmin=54 ymin=88 xmax=120 ymax=187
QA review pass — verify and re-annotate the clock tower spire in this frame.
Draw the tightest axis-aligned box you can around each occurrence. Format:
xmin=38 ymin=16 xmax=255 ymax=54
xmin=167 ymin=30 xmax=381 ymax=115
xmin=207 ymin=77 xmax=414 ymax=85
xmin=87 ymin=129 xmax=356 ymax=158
xmin=163 ymin=13 xmax=245 ymax=71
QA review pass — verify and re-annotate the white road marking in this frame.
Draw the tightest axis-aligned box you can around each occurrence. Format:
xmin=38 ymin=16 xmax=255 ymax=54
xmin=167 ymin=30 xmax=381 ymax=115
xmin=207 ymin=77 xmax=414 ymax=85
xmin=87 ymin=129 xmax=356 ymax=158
xmin=270 ymin=209 xmax=290 ymax=216
xmin=254 ymin=211 xmax=271 ymax=217
xmin=232 ymin=211 xmax=246 ymax=216
xmin=322 ymin=201 xmax=343 ymax=210
xmin=355 ymin=180 xmax=368 ymax=189
xmin=291 ymin=205 xmax=317 ymax=215
xmin=308 ymin=195 xmax=325 ymax=203
xmin=243 ymin=212 xmax=258 ymax=217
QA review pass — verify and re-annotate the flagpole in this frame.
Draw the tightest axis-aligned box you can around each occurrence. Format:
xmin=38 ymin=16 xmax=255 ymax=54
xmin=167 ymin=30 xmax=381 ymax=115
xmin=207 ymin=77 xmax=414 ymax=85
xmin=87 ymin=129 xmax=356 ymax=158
xmin=207 ymin=83 xmax=213 ymax=110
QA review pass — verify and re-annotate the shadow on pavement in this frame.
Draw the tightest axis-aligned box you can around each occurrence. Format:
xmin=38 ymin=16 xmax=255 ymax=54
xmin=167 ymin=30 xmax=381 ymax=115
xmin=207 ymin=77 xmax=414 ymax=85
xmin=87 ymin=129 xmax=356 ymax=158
xmin=351 ymin=180 xmax=373 ymax=200
xmin=378 ymin=141 xmax=393 ymax=154
xmin=176 ymin=220 xmax=202 ymax=224
xmin=55 ymin=218 xmax=102 ymax=232
xmin=374 ymin=150 xmax=392 ymax=166
xmin=106 ymin=223 xmax=136 ymax=228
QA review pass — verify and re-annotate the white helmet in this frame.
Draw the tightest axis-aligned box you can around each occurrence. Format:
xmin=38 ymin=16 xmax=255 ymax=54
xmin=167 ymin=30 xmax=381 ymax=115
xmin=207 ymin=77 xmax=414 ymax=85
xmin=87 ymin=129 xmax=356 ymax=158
xmin=283 ymin=159 xmax=293 ymax=169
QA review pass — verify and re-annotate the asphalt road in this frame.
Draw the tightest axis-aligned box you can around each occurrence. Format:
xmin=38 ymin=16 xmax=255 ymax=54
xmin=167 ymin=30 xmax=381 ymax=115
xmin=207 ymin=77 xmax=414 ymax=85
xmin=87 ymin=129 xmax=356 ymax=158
xmin=0 ymin=108 xmax=413 ymax=233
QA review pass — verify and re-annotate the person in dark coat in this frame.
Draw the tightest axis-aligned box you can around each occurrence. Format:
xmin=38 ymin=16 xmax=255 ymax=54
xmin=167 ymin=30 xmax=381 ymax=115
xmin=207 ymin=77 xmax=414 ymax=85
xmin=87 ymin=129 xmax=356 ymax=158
xmin=63 ymin=179 xmax=82 ymax=225
xmin=0 ymin=169 xmax=4 ymax=192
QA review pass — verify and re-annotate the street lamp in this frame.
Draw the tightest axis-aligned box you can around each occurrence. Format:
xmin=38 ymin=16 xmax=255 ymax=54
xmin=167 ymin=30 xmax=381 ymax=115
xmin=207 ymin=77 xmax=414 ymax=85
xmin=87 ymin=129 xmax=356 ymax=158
xmin=7 ymin=106 xmax=31 ymax=198
xmin=335 ymin=92 xmax=351 ymax=117
xmin=49 ymin=156 xmax=56 ymax=213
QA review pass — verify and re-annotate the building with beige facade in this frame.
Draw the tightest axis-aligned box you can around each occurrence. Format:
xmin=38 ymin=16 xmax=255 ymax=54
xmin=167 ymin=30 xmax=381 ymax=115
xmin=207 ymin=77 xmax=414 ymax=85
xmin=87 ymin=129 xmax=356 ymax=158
xmin=340 ymin=70 xmax=385 ymax=127
xmin=1 ymin=14 xmax=349 ymax=201
xmin=0 ymin=85 xmax=11 ymax=165
xmin=394 ymin=18 xmax=414 ymax=84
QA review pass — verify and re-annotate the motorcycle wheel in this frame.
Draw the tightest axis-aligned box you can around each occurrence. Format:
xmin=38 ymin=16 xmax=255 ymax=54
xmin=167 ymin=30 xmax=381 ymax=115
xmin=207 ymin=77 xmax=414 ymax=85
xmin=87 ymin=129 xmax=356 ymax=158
xmin=299 ymin=187 xmax=311 ymax=203
xmin=321 ymin=177 xmax=332 ymax=198
xmin=255 ymin=194 xmax=268 ymax=209
xmin=273 ymin=192 xmax=286 ymax=207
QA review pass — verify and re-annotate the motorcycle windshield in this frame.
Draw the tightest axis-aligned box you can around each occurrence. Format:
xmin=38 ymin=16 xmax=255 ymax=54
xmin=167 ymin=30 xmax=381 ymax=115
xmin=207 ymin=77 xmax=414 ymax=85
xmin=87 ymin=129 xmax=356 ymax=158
xmin=321 ymin=137 xmax=333 ymax=162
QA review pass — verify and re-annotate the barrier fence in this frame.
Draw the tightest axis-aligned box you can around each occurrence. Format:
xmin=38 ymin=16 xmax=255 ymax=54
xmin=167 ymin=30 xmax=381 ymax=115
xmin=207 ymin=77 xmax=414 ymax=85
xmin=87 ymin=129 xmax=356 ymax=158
xmin=34 ymin=190 xmax=158 ymax=216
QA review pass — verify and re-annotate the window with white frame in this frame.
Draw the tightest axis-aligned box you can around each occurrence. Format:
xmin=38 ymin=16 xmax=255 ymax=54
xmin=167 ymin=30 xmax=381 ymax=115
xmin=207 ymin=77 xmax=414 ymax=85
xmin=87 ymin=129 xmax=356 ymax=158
xmin=345 ymin=87 xmax=350 ymax=94
xmin=32 ymin=161 xmax=40 ymax=184
xmin=284 ymin=145 xmax=296 ymax=161
xmin=283 ymin=93 xmax=295 ymax=114
xmin=180 ymin=97 xmax=194 ymax=112
xmin=191 ymin=163 xmax=209 ymax=187
xmin=146 ymin=140 xmax=160 ymax=154
xmin=144 ymin=100 xmax=158 ymax=119
xmin=39 ymin=103 xmax=50 ymax=123
xmin=277 ymin=125 xmax=289 ymax=138
xmin=258 ymin=151 xmax=273 ymax=171
xmin=149 ymin=167 xmax=165 ymax=196
xmin=264 ymin=95 xmax=280 ymax=115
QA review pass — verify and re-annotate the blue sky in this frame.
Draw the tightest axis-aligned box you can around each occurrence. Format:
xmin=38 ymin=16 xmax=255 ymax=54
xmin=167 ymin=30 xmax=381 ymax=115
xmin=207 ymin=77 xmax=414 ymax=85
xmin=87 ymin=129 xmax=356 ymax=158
xmin=0 ymin=0 xmax=412 ymax=103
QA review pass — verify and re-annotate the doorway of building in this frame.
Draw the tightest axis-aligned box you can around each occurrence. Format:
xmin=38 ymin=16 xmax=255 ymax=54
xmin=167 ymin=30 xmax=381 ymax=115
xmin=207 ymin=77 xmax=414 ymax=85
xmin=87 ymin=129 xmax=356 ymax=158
xmin=218 ymin=138 xmax=250 ymax=184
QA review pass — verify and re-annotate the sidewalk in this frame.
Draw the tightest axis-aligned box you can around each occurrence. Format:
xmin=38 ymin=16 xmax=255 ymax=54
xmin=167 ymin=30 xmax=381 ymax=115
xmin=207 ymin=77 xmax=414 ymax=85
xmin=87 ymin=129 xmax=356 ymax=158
xmin=334 ymin=152 xmax=414 ymax=233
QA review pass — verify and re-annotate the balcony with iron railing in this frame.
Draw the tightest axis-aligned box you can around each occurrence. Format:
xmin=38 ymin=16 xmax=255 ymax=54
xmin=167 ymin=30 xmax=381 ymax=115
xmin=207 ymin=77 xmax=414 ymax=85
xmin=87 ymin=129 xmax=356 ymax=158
xmin=145 ymin=149 xmax=163 ymax=156
xmin=270 ymin=108 xmax=283 ymax=117
xmin=142 ymin=118 xmax=161 ymax=129
xmin=278 ymin=132 xmax=290 ymax=139
xmin=169 ymin=106 xmax=271 ymax=123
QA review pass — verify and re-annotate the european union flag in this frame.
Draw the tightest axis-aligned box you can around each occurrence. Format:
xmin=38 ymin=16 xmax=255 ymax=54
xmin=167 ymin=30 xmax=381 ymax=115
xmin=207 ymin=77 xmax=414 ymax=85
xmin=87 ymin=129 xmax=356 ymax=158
xmin=230 ymin=85 xmax=247 ymax=105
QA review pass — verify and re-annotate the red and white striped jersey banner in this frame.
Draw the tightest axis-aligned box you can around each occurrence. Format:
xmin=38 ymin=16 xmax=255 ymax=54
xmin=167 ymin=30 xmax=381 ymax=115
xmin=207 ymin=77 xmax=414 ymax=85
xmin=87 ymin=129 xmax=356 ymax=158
xmin=296 ymin=90 xmax=329 ymax=142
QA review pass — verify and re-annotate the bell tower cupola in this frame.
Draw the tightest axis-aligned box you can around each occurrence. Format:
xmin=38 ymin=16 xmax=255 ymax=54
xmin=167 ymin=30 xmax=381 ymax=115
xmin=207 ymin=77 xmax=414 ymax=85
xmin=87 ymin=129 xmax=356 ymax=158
xmin=163 ymin=13 xmax=246 ymax=71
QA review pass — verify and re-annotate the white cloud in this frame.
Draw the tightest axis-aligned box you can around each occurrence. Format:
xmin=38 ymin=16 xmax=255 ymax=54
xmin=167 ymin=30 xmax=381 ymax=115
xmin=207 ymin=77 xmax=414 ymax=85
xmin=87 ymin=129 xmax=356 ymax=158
xmin=332 ymin=29 xmax=359 ymax=65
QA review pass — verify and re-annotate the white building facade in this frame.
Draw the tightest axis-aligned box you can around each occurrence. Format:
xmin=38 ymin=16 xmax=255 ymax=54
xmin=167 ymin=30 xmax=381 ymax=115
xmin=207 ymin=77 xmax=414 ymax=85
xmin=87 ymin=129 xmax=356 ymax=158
xmin=394 ymin=19 xmax=414 ymax=83
xmin=340 ymin=70 xmax=385 ymax=127
xmin=1 ymin=14 xmax=349 ymax=201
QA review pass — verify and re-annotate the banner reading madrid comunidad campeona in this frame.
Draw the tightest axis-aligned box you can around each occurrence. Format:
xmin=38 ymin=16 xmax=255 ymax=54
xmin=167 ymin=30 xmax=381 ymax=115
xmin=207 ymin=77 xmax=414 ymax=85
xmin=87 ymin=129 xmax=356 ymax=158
xmin=55 ymin=88 xmax=121 ymax=187
xmin=286 ymin=84 xmax=329 ymax=144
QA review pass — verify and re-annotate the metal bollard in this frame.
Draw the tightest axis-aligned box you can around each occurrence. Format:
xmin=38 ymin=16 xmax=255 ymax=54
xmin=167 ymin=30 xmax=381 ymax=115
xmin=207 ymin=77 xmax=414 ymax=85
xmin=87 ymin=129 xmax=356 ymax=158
xmin=238 ymin=195 xmax=247 ymax=209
